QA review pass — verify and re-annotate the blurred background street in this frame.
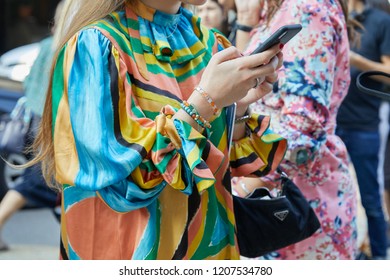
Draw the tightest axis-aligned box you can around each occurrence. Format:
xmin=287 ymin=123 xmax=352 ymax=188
xmin=0 ymin=208 xmax=59 ymax=260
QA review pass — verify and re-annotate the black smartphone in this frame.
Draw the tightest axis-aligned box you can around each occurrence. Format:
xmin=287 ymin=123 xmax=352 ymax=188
xmin=250 ymin=24 xmax=302 ymax=55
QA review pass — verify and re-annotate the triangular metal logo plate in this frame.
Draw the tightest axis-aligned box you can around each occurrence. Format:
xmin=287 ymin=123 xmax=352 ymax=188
xmin=274 ymin=210 xmax=289 ymax=221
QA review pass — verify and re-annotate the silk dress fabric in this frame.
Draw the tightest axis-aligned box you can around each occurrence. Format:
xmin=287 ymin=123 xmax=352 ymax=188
xmin=52 ymin=1 xmax=287 ymax=260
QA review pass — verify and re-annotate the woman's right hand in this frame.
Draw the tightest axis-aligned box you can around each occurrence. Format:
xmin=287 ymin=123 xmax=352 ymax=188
xmin=192 ymin=44 xmax=282 ymax=114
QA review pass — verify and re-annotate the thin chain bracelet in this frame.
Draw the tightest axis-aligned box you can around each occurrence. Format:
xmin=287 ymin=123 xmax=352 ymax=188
xmin=240 ymin=182 xmax=251 ymax=196
xmin=194 ymin=85 xmax=220 ymax=115
xmin=235 ymin=108 xmax=251 ymax=124
xmin=235 ymin=114 xmax=250 ymax=124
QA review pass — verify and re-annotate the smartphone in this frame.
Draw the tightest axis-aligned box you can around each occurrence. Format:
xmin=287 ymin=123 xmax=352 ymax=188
xmin=225 ymin=103 xmax=236 ymax=156
xmin=250 ymin=24 xmax=302 ymax=55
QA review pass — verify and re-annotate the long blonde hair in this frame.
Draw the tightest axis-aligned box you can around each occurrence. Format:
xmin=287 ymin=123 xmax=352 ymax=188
xmin=29 ymin=0 xmax=129 ymax=190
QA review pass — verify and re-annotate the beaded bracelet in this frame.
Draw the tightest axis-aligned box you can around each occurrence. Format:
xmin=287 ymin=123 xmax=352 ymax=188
xmin=194 ymin=86 xmax=220 ymax=115
xmin=180 ymin=101 xmax=212 ymax=129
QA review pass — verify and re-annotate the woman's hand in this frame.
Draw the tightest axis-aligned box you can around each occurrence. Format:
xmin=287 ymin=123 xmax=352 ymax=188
xmin=232 ymin=176 xmax=275 ymax=197
xmin=194 ymin=44 xmax=282 ymax=118
xmin=236 ymin=51 xmax=283 ymax=116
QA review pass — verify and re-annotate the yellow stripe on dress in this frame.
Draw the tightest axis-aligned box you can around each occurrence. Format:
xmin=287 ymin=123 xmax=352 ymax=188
xmin=157 ymin=185 xmax=189 ymax=259
xmin=187 ymin=190 xmax=209 ymax=258
xmin=54 ymin=34 xmax=80 ymax=187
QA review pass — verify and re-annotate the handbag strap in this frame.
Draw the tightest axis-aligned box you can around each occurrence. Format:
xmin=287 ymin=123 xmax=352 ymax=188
xmin=276 ymin=167 xmax=288 ymax=178
xmin=356 ymin=71 xmax=390 ymax=100
xmin=275 ymin=167 xmax=289 ymax=196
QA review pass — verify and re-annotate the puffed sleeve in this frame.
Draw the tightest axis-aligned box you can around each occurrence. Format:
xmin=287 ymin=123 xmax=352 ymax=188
xmin=230 ymin=113 xmax=287 ymax=177
xmin=52 ymin=28 xmax=217 ymax=212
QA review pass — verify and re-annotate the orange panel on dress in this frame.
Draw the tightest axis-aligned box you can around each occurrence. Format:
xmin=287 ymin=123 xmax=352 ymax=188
xmin=65 ymin=197 xmax=149 ymax=259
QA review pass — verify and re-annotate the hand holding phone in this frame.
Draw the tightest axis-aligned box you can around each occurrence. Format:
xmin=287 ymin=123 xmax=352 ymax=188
xmin=250 ymin=24 xmax=302 ymax=55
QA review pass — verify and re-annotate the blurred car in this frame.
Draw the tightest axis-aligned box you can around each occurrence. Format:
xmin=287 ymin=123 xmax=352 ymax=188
xmin=0 ymin=43 xmax=40 ymax=83
xmin=0 ymin=43 xmax=40 ymax=115
xmin=0 ymin=43 xmax=40 ymax=200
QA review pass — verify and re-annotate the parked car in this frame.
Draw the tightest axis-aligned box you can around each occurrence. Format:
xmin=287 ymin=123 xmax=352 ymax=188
xmin=0 ymin=43 xmax=40 ymax=200
xmin=0 ymin=43 xmax=40 ymax=83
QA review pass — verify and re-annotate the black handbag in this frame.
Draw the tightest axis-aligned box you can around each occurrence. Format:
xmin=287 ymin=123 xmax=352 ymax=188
xmin=0 ymin=97 xmax=37 ymax=154
xmin=356 ymin=70 xmax=390 ymax=100
xmin=233 ymin=170 xmax=321 ymax=258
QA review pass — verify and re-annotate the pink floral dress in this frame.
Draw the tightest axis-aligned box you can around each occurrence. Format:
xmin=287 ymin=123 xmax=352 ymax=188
xmin=243 ymin=0 xmax=358 ymax=259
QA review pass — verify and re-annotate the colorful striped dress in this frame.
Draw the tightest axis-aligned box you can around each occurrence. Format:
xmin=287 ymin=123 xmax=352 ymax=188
xmin=52 ymin=1 xmax=286 ymax=260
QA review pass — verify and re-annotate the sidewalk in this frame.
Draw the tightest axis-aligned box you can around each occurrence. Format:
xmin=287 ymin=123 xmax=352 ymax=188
xmin=0 ymin=208 xmax=60 ymax=260
xmin=1 ymin=242 xmax=389 ymax=260
xmin=0 ymin=244 xmax=58 ymax=260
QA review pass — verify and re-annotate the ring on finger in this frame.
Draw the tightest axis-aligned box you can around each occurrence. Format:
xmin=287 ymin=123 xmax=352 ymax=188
xmin=253 ymin=77 xmax=261 ymax=89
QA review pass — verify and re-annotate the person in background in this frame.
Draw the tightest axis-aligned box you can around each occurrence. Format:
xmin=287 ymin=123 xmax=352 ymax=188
xmin=217 ymin=1 xmax=236 ymax=25
xmin=196 ymin=0 xmax=229 ymax=36
xmin=7 ymin=0 xmax=47 ymax=50
xmin=0 ymin=0 xmax=65 ymax=252
xmin=233 ymin=0 xmax=359 ymax=259
xmin=384 ymin=120 xmax=390 ymax=248
xmin=0 ymin=0 xmax=6 ymax=54
xmin=196 ymin=0 xmax=237 ymax=43
xmin=26 ymin=0 xmax=286 ymax=260
xmin=216 ymin=0 xmax=238 ymax=43
xmin=336 ymin=0 xmax=390 ymax=260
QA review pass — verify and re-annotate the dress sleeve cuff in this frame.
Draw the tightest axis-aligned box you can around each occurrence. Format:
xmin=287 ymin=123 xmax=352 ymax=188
xmin=230 ymin=113 xmax=287 ymax=177
xmin=151 ymin=106 xmax=224 ymax=194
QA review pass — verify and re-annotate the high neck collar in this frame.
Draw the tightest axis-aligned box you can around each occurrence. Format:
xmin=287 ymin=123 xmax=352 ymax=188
xmin=125 ymin=0 xmax=207 ymax=64
xmin=128 ymin=0 xmax=182 ymax=27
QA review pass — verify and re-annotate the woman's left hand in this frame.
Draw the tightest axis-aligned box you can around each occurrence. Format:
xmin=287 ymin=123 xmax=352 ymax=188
xmin=232 ymin=176 xmax=275 ymax=197
xmin=236 ymin=52 xmax=283 ymax=115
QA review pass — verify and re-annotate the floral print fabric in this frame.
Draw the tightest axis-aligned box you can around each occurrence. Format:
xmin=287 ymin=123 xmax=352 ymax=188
xmin=244 ymin=0 xmax=358 ymax=259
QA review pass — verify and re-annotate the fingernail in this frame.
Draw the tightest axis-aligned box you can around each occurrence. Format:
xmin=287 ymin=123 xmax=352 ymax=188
xmin=279 ymin=43 xmax=284 ymax=49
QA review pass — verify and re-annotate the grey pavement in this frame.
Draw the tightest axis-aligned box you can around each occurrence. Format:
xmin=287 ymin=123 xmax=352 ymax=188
xmin=0 ymin=208 xmax=59 ymax=260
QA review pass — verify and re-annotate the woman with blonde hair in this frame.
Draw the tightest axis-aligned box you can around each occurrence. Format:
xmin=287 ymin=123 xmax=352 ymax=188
xmin=29 ymin=0 xmax=286 ymax=259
